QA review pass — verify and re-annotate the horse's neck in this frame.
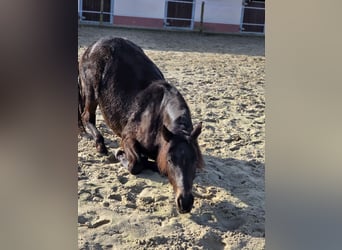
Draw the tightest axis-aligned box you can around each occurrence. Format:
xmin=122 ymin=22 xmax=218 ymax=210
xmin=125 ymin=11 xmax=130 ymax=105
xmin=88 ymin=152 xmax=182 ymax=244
xmin=163 ymin=95 xmax=191 ymax=130
xmin=166 ymin=111 xmax=192 ymax=134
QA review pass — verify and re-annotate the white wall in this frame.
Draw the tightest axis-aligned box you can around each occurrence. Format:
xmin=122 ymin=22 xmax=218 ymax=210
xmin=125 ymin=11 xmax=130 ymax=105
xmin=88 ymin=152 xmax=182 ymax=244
xmin=194 ymin=0 xmax=243 ymax=25
xmin=114 ymin=0 xmax=165 ymax=19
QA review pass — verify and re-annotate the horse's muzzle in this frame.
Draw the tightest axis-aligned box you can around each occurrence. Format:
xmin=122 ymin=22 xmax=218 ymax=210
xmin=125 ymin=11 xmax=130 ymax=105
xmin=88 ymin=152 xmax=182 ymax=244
xmin=176 ymin=193 xmax=194 ymax=214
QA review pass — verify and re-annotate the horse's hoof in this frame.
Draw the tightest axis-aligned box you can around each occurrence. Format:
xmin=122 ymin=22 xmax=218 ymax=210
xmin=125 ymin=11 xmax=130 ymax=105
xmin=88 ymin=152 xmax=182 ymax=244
xmin=97 ymin=144 xmax=108 ymax=155
xmin=129 ymin=163 xmax=144 ymax=175
xmin=115 ymin=149 xmax=126 ymax=160
xmin=107 ymin=153 xmax=120 ymax=163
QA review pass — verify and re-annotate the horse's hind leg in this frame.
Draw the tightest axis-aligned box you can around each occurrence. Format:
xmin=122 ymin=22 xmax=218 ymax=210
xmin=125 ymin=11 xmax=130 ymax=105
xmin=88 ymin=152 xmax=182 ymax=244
xmin=81 ymin=86 xmax=108 ymax=155
xmin=78 ymin=92 xmax=86 ymax=134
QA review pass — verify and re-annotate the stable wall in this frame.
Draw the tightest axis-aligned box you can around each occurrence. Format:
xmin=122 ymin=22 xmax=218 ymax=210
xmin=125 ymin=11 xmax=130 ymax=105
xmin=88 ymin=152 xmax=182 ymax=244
xmin=113 ymin=0 xmax=165 ymax=28
xmin=194 ymin=0 xmax=242 ymax=32
xmin=79 ymin=0 xmax=243 ymax=33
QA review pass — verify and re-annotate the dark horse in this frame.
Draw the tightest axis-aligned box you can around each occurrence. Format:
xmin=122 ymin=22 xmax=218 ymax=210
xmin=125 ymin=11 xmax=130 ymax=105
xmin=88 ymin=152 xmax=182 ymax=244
xmin=78 ymin=37 xmax=204 ymax=213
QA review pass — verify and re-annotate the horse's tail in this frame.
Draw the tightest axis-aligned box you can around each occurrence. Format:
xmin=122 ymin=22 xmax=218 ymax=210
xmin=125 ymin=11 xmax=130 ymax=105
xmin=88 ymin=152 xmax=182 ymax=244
xmin=78 ymin=65 xmax=86 ymax=133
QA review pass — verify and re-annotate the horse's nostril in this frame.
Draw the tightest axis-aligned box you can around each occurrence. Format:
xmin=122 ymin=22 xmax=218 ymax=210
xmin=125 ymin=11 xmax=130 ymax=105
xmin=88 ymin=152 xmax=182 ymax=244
xmin=176 ymin=194 xmax=194 ymax=213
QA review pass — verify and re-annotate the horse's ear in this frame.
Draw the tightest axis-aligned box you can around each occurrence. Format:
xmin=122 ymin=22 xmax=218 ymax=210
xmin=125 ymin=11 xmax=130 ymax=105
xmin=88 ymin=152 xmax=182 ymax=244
xmin=190 ymin=122 xmax=202 ymax=140
xmin=162 ymin=125 xmax=174 ymax=142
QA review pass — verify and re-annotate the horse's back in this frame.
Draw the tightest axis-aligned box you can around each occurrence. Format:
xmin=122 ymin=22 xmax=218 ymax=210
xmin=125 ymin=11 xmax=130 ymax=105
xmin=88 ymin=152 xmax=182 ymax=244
xmin=79 ymin=37 xmax=164 ymax=136
xmin=80 ymin=37 xmax=164 ymax=90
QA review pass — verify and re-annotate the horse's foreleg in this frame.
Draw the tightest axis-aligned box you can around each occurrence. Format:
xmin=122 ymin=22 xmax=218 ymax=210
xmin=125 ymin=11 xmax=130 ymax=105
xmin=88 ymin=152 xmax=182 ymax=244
xmin=116 ymin=138 xmax=144 ymax=175
xmin=82 ymin=101 xmax=108 ymax=155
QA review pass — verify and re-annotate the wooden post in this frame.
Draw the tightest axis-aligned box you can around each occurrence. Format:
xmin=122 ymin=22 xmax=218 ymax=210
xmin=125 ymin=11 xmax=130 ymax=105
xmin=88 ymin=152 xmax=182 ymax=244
xmin=99 ymin=0 xmax=104 ymax=25
xmin=200 ymin=1 xmax=205 ymax=33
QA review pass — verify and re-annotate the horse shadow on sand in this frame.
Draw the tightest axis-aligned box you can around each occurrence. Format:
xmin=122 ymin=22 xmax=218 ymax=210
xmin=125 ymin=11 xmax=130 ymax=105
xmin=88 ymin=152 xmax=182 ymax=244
xmin=190 ymin=155 xmax=265 ymax=239
xmin=78 ymin=26 xmax=265 ymax=57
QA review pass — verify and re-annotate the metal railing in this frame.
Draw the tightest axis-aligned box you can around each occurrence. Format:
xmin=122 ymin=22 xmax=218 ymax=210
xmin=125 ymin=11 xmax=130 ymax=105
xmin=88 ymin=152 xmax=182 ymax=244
xmin=240 ymin=4 xmax=265 ymax=34
xmin=78 ymin=0 xmax=113 ymax=24
xmin=164 ymin=0 xmax=195 ymax=29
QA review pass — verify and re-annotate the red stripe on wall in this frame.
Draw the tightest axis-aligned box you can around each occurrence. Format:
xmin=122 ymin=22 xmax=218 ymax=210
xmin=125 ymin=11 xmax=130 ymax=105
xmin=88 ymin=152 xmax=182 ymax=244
xmin=112 ymin=16 xmax=240 ymax=33
xmin=114 ymin=16 xmax=164 ymax=29
xmin=194 ymin=22 xmax=240 ymax=33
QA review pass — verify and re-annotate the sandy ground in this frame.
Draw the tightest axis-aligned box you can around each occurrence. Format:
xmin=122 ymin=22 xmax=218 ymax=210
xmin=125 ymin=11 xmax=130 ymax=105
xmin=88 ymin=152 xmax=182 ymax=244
xmin=78 ymin=26 xmax=265 ymax=250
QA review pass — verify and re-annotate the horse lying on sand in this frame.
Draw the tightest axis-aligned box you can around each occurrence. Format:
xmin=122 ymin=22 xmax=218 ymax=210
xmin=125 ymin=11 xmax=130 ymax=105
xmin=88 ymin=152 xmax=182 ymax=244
xmin=78 ymin=37 xmax=204 ymax=213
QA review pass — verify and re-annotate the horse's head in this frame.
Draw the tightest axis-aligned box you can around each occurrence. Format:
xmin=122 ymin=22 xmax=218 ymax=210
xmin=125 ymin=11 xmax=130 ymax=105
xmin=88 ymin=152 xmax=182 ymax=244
xmin=159 ymin=122 xmax=203 ymax=214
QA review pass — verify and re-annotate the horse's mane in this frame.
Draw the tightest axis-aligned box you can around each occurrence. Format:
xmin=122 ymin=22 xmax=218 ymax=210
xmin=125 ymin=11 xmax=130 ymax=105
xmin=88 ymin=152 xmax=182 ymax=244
xmin=156 ymin=141 xmax=170 ymax=175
